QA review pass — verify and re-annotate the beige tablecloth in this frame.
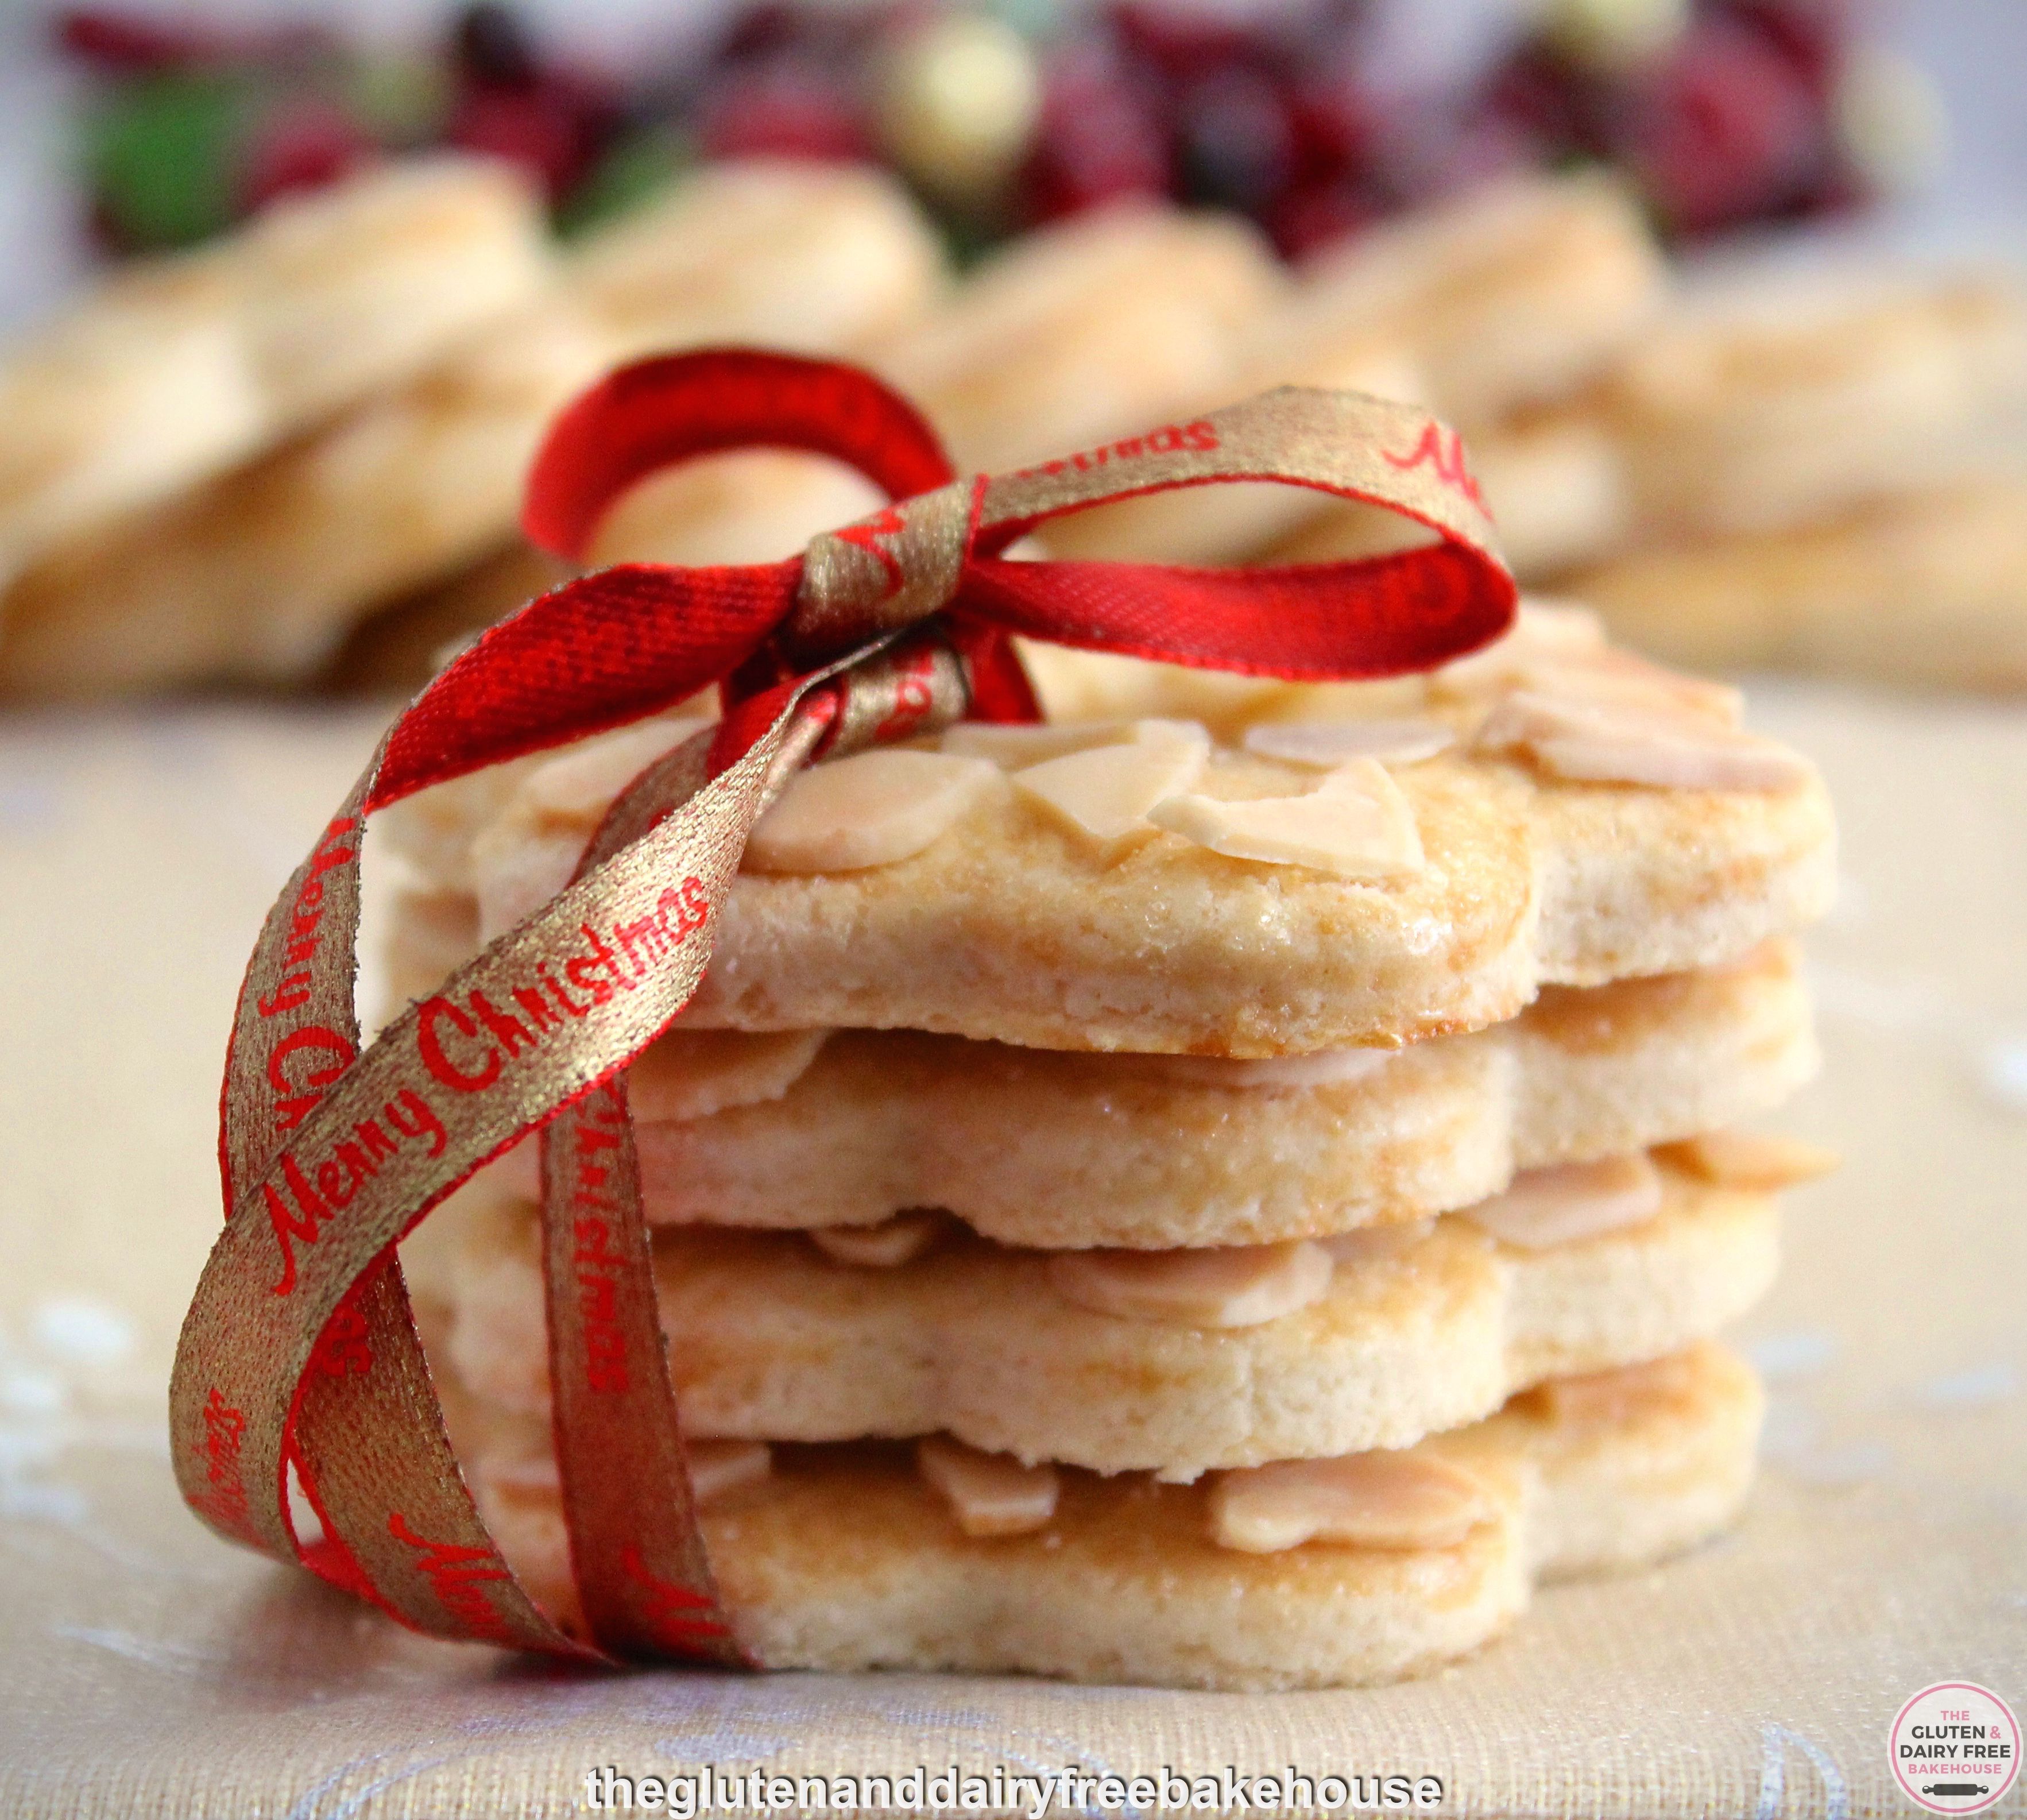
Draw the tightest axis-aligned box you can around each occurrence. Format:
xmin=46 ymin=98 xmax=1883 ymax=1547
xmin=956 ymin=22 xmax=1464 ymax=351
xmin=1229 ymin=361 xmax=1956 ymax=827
xmin=0 ymin=685 xmax=2021 ymax=1818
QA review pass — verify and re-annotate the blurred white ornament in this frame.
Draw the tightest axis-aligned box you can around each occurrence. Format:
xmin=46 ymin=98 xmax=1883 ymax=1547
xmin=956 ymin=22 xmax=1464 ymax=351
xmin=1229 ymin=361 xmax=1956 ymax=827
xmin=1835 ymin=44 xmax=1949 ymax=197
xmin=1541 ymin=0 xmax=1690 ymax=73
xmin=873 ymin=13 xmax=1042 ymax=207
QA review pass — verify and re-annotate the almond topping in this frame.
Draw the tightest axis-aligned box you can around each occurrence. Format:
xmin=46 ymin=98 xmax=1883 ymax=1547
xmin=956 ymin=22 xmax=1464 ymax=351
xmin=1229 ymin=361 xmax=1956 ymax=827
xmin=941 ymin=720 xmax=1136 ymax=767
xmin=1525 ymin=1353 xmax=1705 ymax=1429
xmin=1475 ymin=690 xmax=1813 ymax=791
xmin=1430 ymin=600 xmax=1606 ymax=695
xmin=1128 ymin=1046 xmax=1394 ymax=1090
xmin=628 ymin=1028 xmax=831 ymax=1122
xmin=1318 ymin=1219 xmax=1436 ymax=1265
xmin=916 ymin=1436 xmax=1059 ymax=1537
xmin=745 ymin=749 xmax=1003 ymax=874
xmin=1011 ymin=720 xmax=1209 ymax=851
xmin=1241 ymin=718 xmax=1456 ymax=768
xmin=1654 ymin=1129 xmax=1839 ymax=1192
xmin=523 ymin=718 xmax=709 ymax=818
xmin=1510 ymin=651 xmax=1743 ymax=727
xmin=809 ymin=1211 xmax=947 ymax=1268
xmin=1146 ymin=758 xmax=1425 ymax=879
xmin=483 ymin=1438 xmax=768 ymax=1507
xmin=1464 ymin=1153 xmax=1664 ymax=1250
xmin=1046 ymin=1240 xmax=1333 ymax=1328
xmin=690 ymin=1439 xmax=772 ymax=1506
xmin=1209 ymin=1450 xmax=1496 ymax=1553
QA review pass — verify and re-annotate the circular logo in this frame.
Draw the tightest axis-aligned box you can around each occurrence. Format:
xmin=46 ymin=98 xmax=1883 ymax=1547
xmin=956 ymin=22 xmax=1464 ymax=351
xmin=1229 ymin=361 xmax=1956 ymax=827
xmin=1891 ymin=1682 xmax=2020 ymax=1814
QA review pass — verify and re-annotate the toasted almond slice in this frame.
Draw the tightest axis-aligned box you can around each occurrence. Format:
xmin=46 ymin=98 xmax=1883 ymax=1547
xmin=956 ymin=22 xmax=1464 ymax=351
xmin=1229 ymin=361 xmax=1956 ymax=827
xmin=1525 ymin=1352 xmax=1705 ymax=1429
xmin=1463 ymin=1153 xmax=1664 ymax=1250
xmin=809 ymin=1210 xmax=948 ymax=1268
xmin=916 ymin=1436 xmax=1059 ymax=1537
xmin=483 ymin=1438 xmax=767 ymax=1507
xmin=1011 ymin=721 xmax=1209 ymax=850
xmin=1241 ymin=718 xmax=1456 ymax=768
xmin=941 ymin=719 xmax=1136 ymax=766
xmin=1209 ymin=1450 xmax=1496 ymax=1553
xmin=1430 ymin=599 xmax=1606 ymax=694
xmin=1318 ymin=1219 xmax=1437 ymax=1265
xmin=1655 ymin=1129 xmax=1839 ymax=1192
xmin=485 ymin=1448 xmax=560 ymax=1498
xmin=745 ymin=749 xmax=1003 ymax=874
xmin=523 ymin=718 xmax=710 ymax=818
xmin=1128 ymin=1046 xmax=1394 ymax=1089
xmin=1046 ymin=1239 xmax=1333 ymax=1328
xmin=1476 ymin=690 xmax=1813 ymax=791
xmin=1510 ymin=651 xmax=1743 ymax=727
xmin=628 ymin=1028 xmax=831 ymax=1122
xmin=689 ymin=1438 xmax=773 ymax=1505
xmin=1147 ymin=758 xmax=1425 ymax=879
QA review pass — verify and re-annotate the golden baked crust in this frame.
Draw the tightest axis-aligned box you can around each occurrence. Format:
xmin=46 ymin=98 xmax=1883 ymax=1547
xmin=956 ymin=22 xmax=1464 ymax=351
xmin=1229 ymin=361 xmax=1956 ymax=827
xmin=678 ymin=744 xmax=1830 ymax=1053
xmin=1566 ymin=478 xmax=2027 ymax=691
xmin=457 ymin=1342 xmax=1761 ymax=1690
xmin=572 ymin=944 xmax=1808 ymax=1246
xmin=435 ymin=1162 xmax=1774 ymax=1479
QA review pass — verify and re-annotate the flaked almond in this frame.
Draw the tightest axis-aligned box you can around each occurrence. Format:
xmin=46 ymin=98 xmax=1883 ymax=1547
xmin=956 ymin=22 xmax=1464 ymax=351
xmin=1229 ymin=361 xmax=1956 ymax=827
xmin=1046 ymin=1240 xmax=1333 ymax=1328
xmin=523 ymin=718 xmax=709 ymax=818
xmin=1209 ymin=1449 xmax=1496 ymax=1553
xmin=1241 ymin=718 xmax=1456 ymax=768
xmin=809 ymin=1211 xmax=947 ymax=1268
xmin=1464 ymin=1153 xmax=1664 ymax=1250
xmin=482 ymin=1438 xmax=765 ymax=1506
xmin=1475 ymin=690 xmax=1813 ymax=791
xmin=1511 ymin=651 xmax=1743 ymax=727
xmin=1318 ymin=1219 xmax=1437 ymax=1265
xmin=916 ymin=1436 xmax=1058 ymax=1537
xmin=690 ymin=1438 xmax=772 ymax=1506
xmin=1147 ymin=758 xmax=1424 ymax=879
xmin=1655 ymin=1129 xmax=1839 ymax=1192
xmin=941 ymin=720 xmax=1135 ymax=767
xmin=1012 ymin=720 xmax=1209 ymax=851
xmin=1129 ymin=1046 xmax=1394 ymax=1090
xmin=1526 ymin=1352 xmax=1704 ymax=1429
xmin=484 ymin=1448 xmax=560 ymax=1498
xmin=628 ymin=1028 xmax=831 ymax=1122
xmin=1430 ymin=600 xmax=1606 ymax=695
xmin=745 ymin=749 xmax=1003 ymax=874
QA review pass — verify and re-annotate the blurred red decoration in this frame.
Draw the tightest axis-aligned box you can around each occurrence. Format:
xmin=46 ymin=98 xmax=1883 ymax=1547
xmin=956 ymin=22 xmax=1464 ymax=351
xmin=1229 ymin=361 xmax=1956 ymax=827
xmin=698 ymin=61 xmax=871 ymax=164
xmin=241 ymin=98 xmax=376 ymax=213
xmin=1018 ymin=43 xmax=1171 ymax=223
xmin=1612 ymin=9 xmax=1830 ymax=232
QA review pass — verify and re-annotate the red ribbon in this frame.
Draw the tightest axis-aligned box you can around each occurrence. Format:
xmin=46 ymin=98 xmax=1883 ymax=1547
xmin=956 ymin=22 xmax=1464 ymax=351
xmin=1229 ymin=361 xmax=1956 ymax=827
xmin=373 ymin=348 xmax=1515 ymax=816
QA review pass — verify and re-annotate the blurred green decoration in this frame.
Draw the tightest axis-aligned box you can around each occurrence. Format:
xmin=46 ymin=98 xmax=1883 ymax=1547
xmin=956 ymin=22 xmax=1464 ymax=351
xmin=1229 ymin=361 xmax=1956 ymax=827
xmin=85 ymin=71 xmax=251 ymax=250
xmin=555 ymin=125 xmax=693 ymax=238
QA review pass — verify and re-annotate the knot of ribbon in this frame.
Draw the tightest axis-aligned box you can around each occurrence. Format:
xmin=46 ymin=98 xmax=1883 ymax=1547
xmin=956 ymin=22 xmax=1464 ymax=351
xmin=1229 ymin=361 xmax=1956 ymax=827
xmin=169 ymin=347 xmax=1515 ymax=1666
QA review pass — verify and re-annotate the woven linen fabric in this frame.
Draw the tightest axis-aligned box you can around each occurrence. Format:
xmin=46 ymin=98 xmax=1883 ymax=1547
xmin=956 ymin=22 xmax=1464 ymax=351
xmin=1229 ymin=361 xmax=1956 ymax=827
xmin=0 ymin=687 xmax=2019 ymax=1819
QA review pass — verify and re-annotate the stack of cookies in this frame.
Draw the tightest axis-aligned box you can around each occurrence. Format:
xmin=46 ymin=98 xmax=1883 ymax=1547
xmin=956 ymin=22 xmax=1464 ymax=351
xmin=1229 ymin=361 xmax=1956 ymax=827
xmin=1262 ymin=257 xmax=2027 ymax=691
xmin=389 ymin=600 xmax=1836 ymax=1690
xmin=0 ymin=159 xmax=946 ymax=697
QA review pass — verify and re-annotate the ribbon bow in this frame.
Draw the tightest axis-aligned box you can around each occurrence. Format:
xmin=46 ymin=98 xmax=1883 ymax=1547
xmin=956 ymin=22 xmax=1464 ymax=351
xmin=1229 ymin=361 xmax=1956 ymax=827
xmin=170 ymin=348 xmax=1515 ymax=1666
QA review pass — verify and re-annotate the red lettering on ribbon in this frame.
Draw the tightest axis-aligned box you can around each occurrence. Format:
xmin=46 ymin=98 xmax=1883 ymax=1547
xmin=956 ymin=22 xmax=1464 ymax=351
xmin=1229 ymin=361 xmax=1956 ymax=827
xmin=1383 ymin=423 xmax=1487 ymax=510
xmin=387 ymin=1512 xmax=515 ymax=1644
